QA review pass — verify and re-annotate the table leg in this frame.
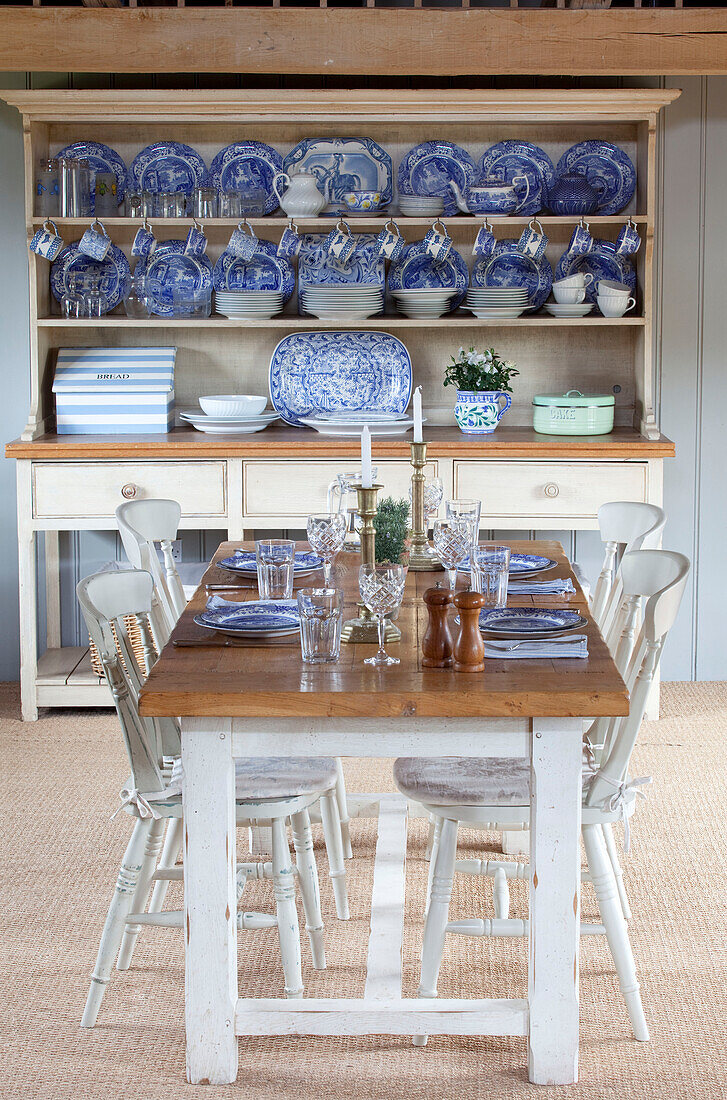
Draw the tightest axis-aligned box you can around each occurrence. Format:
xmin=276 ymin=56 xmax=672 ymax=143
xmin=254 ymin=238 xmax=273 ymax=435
xmin=182 ymin=717 xmax=238 ymax=1085
xmin=528 ymin=718 xmax=582 ymax=1086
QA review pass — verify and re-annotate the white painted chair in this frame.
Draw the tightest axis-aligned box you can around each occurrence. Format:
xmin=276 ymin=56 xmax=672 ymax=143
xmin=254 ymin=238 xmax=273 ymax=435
xmin=573 ymin=501 xmax=666 ymax=620
xmin=395 ymin=549 xmax=689 ymax=1045
xmin=77 ymin=568 xmax=349 ymax=1027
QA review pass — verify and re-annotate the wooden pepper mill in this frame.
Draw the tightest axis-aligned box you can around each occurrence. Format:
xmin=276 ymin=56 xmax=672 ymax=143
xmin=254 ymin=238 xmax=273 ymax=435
xmin=452 ymin=589 xmax=486 ymax=673
xmin=422 ymin=583 xmax=454 ymax=668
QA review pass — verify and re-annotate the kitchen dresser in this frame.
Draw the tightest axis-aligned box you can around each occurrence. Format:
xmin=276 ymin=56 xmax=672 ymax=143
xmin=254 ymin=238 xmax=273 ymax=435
xmin=2 ymin=88 xmax=677 ymax=720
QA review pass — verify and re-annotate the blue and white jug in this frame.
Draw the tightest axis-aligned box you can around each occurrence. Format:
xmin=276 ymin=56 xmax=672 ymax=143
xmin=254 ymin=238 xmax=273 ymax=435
xmin=454 ymin=390 xmax=512 ymax=435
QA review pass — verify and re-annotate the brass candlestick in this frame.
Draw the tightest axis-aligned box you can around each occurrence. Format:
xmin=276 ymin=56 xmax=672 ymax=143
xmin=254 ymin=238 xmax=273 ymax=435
xmin=341 ymin=483 xmax=401 ymax=644
xmin=408 ymin=441 xmax=443 ymax=572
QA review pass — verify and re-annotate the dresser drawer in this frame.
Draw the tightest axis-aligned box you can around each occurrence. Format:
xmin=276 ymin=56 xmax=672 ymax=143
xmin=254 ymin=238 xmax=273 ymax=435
xmin=32 ymin=461 xmax=227 ymax=520
xmin=243 ymin=459 xmax=437 ymax=519
xmin=454 ymin=460 xmax=649 ymax=525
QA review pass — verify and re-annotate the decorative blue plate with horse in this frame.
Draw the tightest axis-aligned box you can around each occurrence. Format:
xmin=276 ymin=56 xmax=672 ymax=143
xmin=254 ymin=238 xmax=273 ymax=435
xmin=283 ymin=138 xmax=392 ymax=214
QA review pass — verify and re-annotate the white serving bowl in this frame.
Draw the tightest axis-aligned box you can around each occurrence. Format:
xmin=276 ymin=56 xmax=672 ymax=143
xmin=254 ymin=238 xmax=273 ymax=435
xmin=199 ymin=394 xmax=268 ymax=417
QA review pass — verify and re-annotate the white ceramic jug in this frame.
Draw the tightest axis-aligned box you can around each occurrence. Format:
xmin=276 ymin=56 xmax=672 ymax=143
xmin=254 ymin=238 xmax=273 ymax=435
xmin=272 ymin=171 xmax=326 ymax=216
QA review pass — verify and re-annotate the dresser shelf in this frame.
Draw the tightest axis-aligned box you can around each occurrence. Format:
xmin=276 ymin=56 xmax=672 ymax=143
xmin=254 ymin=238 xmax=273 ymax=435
xmin=38 ymin=315 xmax=646 ymax=329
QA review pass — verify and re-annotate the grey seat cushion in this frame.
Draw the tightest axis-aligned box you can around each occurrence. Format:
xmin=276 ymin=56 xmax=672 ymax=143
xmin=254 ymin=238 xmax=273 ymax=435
xmin=233 ymin=757 xmax=338 ymax=800
xmin=394 ymin=756 xmax=531 ymax=807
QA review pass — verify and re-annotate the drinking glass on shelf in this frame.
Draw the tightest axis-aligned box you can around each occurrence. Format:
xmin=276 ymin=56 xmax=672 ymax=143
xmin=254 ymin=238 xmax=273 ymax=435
xmin=445 ymin=498 xmax=482 ymax=546
xmin=126 ymin=190 xmax=154 ymax=219
xmin=410 ymin=475 xmax=444 ymax=534
xmin=36 ymin=157 xmax=59 ymax=218
xmin=123 ymin=274 xmax=151 ymax=319
xmin=239 ymin=188 xmax=268 ymax=217
xmin=219 ymin=189 xmax=242 ymax=219
xmin=60 ymin=274 xmax=84 ymax=319
xmin=171 ymin=285 xmax=212 ymax=318
xmin=432 ymin=519 xmax=471 ymax=592
xmin=256 ymin=538 xmax=295 ymax=600
xmin=158 ymin=191 xmax=186 ymax=218
xmin=358 ymin=563 xmax=406 ymax=667
xmin=470 ymin=543 xmax=510 ymax=608
xmin=84 ymin=275 xmax=108 ymax=318
xmin=306 ymin=513 xmax=347 ymax=585
xmin=297 ymin=587 xmax=344 ymax=664
xmin=193 ymin=186 xmax=218 ymax=219
xmin=58 ymin=156 xmax=81 ymax=217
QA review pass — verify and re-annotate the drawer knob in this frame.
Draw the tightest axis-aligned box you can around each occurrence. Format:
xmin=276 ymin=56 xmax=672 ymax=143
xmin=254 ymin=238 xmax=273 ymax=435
xmin=121 ymin=483 xmax=138 ymax=500
xmin=543 ymin=482 xmax=560 ymax=499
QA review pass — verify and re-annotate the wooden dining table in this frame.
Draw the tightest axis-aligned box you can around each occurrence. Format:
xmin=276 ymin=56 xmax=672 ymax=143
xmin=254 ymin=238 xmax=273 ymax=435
xmin=139 ymin=539 xmax=629 ymax=1088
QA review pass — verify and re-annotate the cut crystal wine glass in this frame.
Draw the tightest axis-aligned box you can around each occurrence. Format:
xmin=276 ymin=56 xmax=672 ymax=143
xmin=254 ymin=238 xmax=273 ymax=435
xmin=307 ymin=512 xmax=347 ymax=584
xmin=358 ymin=562 xmax=406 ymax=667
xmin=432 ymin=520 xmax=471 ymax=591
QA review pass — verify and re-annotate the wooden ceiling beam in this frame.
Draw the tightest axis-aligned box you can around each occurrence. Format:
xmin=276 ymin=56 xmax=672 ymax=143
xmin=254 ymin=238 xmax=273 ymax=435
xmin=0 ymin=8 xmax=725 ymax=77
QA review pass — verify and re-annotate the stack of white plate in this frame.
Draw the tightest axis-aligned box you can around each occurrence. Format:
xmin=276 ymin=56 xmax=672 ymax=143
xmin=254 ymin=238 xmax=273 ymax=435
xmin=544 ymin=302 xmax=594 ymax=318
xmin=463 ymin=286 xmax=530 ymax=319
xmin=300 ymin=284 xmax=384 ymax=320
xmin=214 ymin=290 xmax=283 ymax=319
xmin=398 ymin=196 xmax=445 ymax=218
xmin=180 ymin=410 xmax=280 ymax=435
xmin=299 ymin=411 xmax=421 ymax=438
xmin=390 ymin=288 xmax=456 ymax=319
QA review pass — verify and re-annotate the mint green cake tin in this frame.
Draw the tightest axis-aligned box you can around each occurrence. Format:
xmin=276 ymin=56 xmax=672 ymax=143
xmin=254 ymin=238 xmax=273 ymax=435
xmin=532 ymin=389 xmax=615 ymax=436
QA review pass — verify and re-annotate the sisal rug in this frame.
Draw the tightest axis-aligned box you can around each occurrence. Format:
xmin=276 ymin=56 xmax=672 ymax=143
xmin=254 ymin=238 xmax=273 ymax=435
xmin=0 ymin=681 xmax=725 ymax=1100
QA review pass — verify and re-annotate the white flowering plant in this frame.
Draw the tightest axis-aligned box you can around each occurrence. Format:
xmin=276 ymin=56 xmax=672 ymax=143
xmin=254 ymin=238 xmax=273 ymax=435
xmin=443 ymin=346 xmax=519 ymax=393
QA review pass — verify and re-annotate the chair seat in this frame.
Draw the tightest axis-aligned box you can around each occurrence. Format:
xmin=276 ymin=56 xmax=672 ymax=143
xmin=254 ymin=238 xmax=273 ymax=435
xmin=233 ymin=757 xmax=338 ymax=800
xmin=394 ymin=756 xmax=599 ymax=808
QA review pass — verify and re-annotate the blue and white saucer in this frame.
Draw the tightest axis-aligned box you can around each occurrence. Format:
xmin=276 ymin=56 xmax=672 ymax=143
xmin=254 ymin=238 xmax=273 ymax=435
xmin=459 ymin=552 xmax=556 ymax=578
xmin=218 ymin=550 xmax=323 ymax=576
xmin=387 ymin=241 xmax=468 ymax=309
xmin=195 ymin=597 xmax=300 ymax=638
xmin=478 ymin=607 xmax=587 ymax=638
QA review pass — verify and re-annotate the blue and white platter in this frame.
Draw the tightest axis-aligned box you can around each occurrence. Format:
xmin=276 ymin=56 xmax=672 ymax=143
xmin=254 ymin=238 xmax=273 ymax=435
xmin=135 ymin=240 xmax=213 ymax=318
xmin=208 ymin=141 xmax=283 ymax=215
xmin=478 ymin=141 xmax=555 ymax=218
xmin=50 ymin=241 xmax=131 ymax=312
xmin=554 ymin=239 xmax=636 ymax=305
xmin=213 ymin=240 xmax=295 ymax=301
xmin=218 ymin=550 xmax=323 ymax=576
xmin=129 ymin=141 xmax=208 ymax=196
xmin=397 ymin=141 xmax=477 ymax=218
xmin=56 ymin=140 xmax=127 ymax=210
xmin=471 ymin=241 xmax=553 ymax=313
xmin=195 ymin=598 xmax=300 ymax=638
xmin=269 ymin=330 xmax=412 ymax=425
xmin=459 ymin=552 xmax=556 ymax=578
xmin=297 ymin=233 xmax=385 ymax=290
xmin=283 ymin=138 xmax=393 ymax=214
xmin=556 ymin=141 xmax=636 ymax=216
xmin=478 ymin=607 xmax=588 ymax=638
xmin=387 ymin=241 xmax=468 ymax=309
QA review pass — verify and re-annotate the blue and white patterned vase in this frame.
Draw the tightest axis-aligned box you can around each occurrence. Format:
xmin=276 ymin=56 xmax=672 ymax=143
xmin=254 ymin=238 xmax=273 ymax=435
xmin=454 ymin=390 xmax=512 ymax=435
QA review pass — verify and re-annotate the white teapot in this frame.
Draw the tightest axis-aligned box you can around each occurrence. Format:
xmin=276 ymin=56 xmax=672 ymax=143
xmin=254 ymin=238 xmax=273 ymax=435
xmin=272 ymin=170 xmax=326 ymax=217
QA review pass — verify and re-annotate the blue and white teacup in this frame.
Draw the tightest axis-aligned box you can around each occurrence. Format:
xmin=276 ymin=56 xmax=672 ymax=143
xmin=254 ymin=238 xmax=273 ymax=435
xmin=277 ymin=220 xmax=301 ymax=260
xmin=517 ymin=219 xmax=548 ymax=263
xmin=29 ymin=219 xmax=64 ymax=261
xmin=325 ymin=221 xmax=355 ymax=265
xmin=376 ymin=219 xmax=404 ymax=262
xmin=131 ymin=219 xmax=157 ymax=258
xmin=78 ymin=220 xmax=111 ymax=261
xmin=227 ymin=221 xmax=258 ymax=261
xmin=616 ymin=219 xmax=641 ymax=257
xmin=423 ymin=219 xmax=452 ymax=264
xmin=567 ymin=219 xmax=594 ymax=257
xmin=473 ymin=220 xmax=496 ymax=259
xmin=184 ymin=219 xmax=208 ymax=257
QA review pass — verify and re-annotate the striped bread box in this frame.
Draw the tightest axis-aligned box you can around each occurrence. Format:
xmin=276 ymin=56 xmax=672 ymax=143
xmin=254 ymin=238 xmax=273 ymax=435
xmin=52 ymin=347 xmax=176 ymax=434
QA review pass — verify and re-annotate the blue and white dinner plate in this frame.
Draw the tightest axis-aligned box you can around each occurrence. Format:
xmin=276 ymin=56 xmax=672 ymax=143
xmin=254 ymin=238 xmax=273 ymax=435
xmin=269 ymin=330 xmax=412 ymax=425
xmin=554 ymin=240 xmax=636 ymax=305
xmin=478 ymin=141 xmax=555 ymax=217
xmin=50 ymin=241 xmax=131 ymax=312
xmin=297 ymin=234 xmax=385 ymax=290
xmin=135 ymin=240 xmax=213 ymax=318
xmin=56 ymin=140 xmax=127 ymax=210
xmin=195 ymin=598 xmax=300 ymax=638
xmin=471 ymin=241 xmax=553 ymax=313
xmin=208 ymin=141 xmax=283 ymax=215
xmin=459 ymin=552 xmax=556 ymax=578
xmin=556 ymin=141 xmax=636 ymax=216
xmin=387 ymin=241 xmax=468 ymax=309
xmin=218 ymin=550 xmax=323 ymax=576
xmin=397 ymin=141 xmax=477 ymax=218
xmin=478 ymin=607 xmax=588 ymax=637
xmin=213 ymin=240 xmax=295 ymax=302
xmin=283 ymin=138 xmax=393 ymax=213
xmin=129 ymin=141 xmax=208 ymax=196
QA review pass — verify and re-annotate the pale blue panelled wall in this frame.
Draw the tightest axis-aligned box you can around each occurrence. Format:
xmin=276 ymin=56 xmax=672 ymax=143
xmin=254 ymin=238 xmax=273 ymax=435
xmin=0 ymin=74 xmax=724 ymax=681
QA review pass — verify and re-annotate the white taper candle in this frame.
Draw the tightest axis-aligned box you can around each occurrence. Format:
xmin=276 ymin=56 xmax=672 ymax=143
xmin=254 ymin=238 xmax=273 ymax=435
xmin=413 ymin=385 xmax=423 ymax=443
xmin=361 ymin=424 xmax=372 ymax=488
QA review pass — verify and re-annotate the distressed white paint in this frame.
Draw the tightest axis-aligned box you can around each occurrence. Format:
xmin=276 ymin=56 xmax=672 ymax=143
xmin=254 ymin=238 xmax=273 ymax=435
xmin=364 ymin=797 xmax=408 ymax=1001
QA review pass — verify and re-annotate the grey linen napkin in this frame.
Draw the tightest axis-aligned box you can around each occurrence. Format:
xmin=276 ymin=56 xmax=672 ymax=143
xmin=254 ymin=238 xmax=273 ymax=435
xmin=484 ymin=634 xmax=588 ymax=659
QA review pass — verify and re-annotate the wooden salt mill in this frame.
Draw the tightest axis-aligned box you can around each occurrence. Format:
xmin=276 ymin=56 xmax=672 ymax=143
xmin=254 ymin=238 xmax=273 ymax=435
xmin=421 ymin=583 xmax=454 ymax=668
xmin=452 ymin=589 xmax=486 ymax=673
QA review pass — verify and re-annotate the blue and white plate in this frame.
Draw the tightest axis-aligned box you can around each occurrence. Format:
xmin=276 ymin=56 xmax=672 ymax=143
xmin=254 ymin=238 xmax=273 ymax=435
xmin=387 ymin=241 xmax=468 ymax=309
xmin=195 ymin=598 xmax=300 ymax=638
xmin=135 ymin=240 xmax=213 ymax=318
xmin=283 ymin=138 xmax=393 ymax=213
xmin=213 ymin=240 xmax=295 ymax=302
xmin=269 ymin=330 xmax=412 ymax=425
xmin=50 ymin=241 xmax=131 ymax=312
xmin=478 ymin=141 xmax=555 ymax=217
xmin=478 ymin=607 xmax=588 ymax=637
xmin=472 ymin=242 xmax=553 ymax=313
xmin=459 ymin=552 xmax=556 ymax=578
xmin=208 ymin=141 xmax=283 ymax=215
xmin=556 ymin=141 xmax=636 ymax=216
xmin=397 ymin=141 xmax=477 ymax=218
xmin=130 ymin=141 xmax=208 ymax=196
xmin=56 ymin=140 xmax=127 ymax=211
xmin=554 ymin=239 xmax=636 ymax=306
xmin=298 ymin=233 xmax=385 ymax=290
xmin=218 ymin=550 xmax=323 ymax=576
